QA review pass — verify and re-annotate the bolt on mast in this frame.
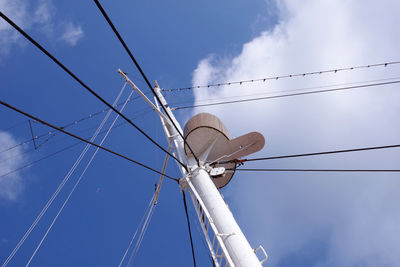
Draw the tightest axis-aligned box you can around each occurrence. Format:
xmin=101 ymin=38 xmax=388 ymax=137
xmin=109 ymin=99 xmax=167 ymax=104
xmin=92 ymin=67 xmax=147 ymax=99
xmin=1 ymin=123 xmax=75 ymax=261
xmin=118 ymin=70 xmax=267 ymax=266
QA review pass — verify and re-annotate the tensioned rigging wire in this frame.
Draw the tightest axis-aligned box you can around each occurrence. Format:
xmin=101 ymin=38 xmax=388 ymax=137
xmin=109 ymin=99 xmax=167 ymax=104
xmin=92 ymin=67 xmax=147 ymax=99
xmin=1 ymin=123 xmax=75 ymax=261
xmin=0 ymin=107 xmax=155 ymax=164
xmin=173 ymin=80 xmax=400 ymax=110
xmin=217 ymin=144 xmax=400 ymax=165
xmin=0 ymin=94 xmax=155 ymax=155
xmin=230 ymin=168 xmax=400 ymax=173
xmin=182 ymin=191 xmax=197 ymax=267
xmin=0 ymin=99 xmax=178 ymax=180
xmin=126 ymin=199 xmax=156 ymax=267
xmin=191 ymin=210 xmax=216 ymax=267
xmin=162 ymin=61 xmax=400 ymax=92
xmin=26 ymin=89 xmax=135 ymax=266
xmin=0 ymin=143 xmax=81 ymax=178
xmin=0 ymin=108 xmax=155 ymax=169
xmin=0 ymin=89 xmax=168 ymax=154
xmin=6 ymin=75 xmax=393 ymax=156
xmin=92 ymin=0 xmax=200 ymax=166
xmin=2 ymin=83 xmax=128 ymax=267
xmin=118 ymin=194 xmax=156 ymax=267
xmin=1 ymin=75 xmax=395 ymax=154
xmin=34 ymin=92 xmax=162 ymax=148
xmin=168 ymin=76 xmax=400 ymax=107
xmin=0 ymin=11 xmax=186 ymax=169
xmin=186 ymin=191 xmax=215 ymax=267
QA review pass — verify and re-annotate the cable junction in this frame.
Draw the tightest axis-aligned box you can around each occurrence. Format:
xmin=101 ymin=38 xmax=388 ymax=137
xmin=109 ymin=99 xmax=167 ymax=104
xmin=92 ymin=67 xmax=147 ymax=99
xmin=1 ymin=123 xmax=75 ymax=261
xmin=0 ymin=99 xmax=178 ymax=181
xmin=0 ymin=108 xmax=154 ymax=171
xmin=93 ymin=0 xmax=200 ymax=166
xmin=0 ymin=11 xmax=186 ymax=169
xmin=2 ymin=83 xmax=129 ymax=267
xmin=163 ymin=61 xmax=400 ymax=92
xmin=26 ymin=84 xmax=133 ymax=266
xmin=217 ymin=144 xmax=400 ymax=165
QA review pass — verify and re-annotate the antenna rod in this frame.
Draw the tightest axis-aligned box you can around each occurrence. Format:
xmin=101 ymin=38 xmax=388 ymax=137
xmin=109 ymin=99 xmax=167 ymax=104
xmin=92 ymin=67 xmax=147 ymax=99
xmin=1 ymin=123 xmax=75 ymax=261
xmin=117 ymin=69 xmax=170 ymax=123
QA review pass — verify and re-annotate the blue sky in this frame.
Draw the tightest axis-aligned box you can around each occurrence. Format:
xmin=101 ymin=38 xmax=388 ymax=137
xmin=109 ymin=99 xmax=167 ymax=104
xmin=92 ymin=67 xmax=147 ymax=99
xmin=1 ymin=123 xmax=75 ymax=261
xmin=0 ymin=0 xmax=274 ymax=266
xmin=1 ymin=0 xmax=400 ymax=266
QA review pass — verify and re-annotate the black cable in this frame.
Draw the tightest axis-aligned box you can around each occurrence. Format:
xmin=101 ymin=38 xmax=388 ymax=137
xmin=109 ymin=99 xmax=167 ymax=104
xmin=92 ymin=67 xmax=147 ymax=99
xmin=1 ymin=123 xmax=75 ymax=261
xmin=0 ymin=109 xmax=156 ymax=176
xmin=230 ymin=168 xmax=400 ymax=173
xmin=218 ymin=144 xmax=400 ymax=165
xmin=0 ymin=108 xmax=153 ymax=166
xmin=0 ymin=11 xmax=186 ymax=169
xmin=0 ymin=99 xmax=178 ymax=181
xmin=163 ymin=61 xmax=400 ymax=92
xmin=92 ymin=0 xmax=200 ymax=166
xmin=173 ymin=80 xmax=400 ymax=110
xmin=0 ymin=101 xmax=153 ymax=155
xmin=182 ymin=191 xmax=197 ymax=267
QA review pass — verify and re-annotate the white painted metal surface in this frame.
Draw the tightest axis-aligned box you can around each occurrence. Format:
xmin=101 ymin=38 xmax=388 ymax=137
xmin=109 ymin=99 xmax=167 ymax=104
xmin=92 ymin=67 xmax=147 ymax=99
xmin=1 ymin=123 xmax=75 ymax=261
xmin=118 ymin=73 xmax=266 ymax=266
xmin=155 ymin=84 xmax=265 ymax=266
xmin=186 ymin=167 xmax=262 ymax=267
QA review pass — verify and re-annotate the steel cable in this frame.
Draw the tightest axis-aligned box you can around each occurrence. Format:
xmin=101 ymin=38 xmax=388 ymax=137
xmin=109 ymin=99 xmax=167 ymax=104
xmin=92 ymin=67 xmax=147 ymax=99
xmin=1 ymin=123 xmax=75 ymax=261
xmin=0 ymin=11 xmax=186 ymax=169
xmin=92 ymin=0 xmax=200 ymax=166
xmin=2 ymin=83 xmax=128 ymax=267
xmin=174 ymin=80 xmax=400 ymax=110
xmin=163 ymin=61 xmax=400 ymax=92
xmin=26 ymin=88 xmax=135 ymax=266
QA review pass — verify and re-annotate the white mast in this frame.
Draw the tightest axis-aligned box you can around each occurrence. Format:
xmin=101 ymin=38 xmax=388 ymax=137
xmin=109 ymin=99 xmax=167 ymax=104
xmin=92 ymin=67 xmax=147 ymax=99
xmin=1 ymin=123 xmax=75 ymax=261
xmin=154 ymin=87 xmax=268 ymax=267
xmin=118 ymin=71 xmax=267 ymax=266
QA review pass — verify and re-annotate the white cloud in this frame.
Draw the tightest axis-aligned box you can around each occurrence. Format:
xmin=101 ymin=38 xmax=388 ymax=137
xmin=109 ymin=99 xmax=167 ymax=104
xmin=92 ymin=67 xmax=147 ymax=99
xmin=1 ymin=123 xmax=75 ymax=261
xmin=0 ymin=0 xmax=83 ymax=56
xmin=0 ymin=131 xmax=26 ymax=202
xmin=33 ymin=0 xmax=55 ymax=35
xmin=190 ymin=0 xmax=400 ymax=266
xmin=0 ymin=0 xmax=29 ymax=56
xmin=60 ymin=22 xmax=84 ymax=46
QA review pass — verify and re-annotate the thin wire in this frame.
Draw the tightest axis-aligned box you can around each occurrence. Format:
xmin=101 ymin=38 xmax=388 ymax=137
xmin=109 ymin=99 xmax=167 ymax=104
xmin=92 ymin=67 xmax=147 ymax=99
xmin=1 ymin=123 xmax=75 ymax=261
xmin=2 ymin=83 xmax=128 ymax=267
xmin=230 ymin=168 xmax=400 ymax=173
xmin=92 ymin=0 xmax=200 ymax=166
xmin=0 ymin=11 xmax=186 ymax=169
xmin=126 ymin=199 xmax=156 ymax=266
xmin=163 ymin=61 xmax=400 ymax=92
xmin=218 ymin=144 xmax=400 ymax=165
xmin=0 ymin=94 xmax=154 ymax=155
xmin=0 ymin=143 xmax=81 ymax=178
xmin=168 ymin=76 xmax=400 ymax=106
xmin=0 ymin=120 xmax=28 ymax=132
xmin=0 ymin=99 xmax=178 ymax=180
xmin=125 ymin=149 xmax=170 ymax=266
xmin=118 ymin=194 xmax=155 ymax=267
xmin=34 ymin=92 xmax=156 ymax=148
xmin=26 ymin=89 xmax=135 ymax=266
xmin=0 ymin=108 xmax=154 ymax=167
xmin=182 ymin=191 xmax=197 ymax=267
xmin=173 ymin=80 xmax=400 ymax=110
xmin=188 ymin=194 xmax=215 ymax=267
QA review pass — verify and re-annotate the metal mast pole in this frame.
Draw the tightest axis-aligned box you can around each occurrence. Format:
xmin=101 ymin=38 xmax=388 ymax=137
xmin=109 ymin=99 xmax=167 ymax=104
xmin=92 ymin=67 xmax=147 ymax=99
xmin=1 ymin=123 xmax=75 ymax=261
xmin=153 ymin=86 xmax=266 ymax=267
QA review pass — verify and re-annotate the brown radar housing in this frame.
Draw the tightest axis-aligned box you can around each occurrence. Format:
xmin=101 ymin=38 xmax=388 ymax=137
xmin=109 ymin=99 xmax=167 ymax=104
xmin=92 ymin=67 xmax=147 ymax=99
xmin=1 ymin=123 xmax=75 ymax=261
xmin=184 ymin=113 xmax=265 ymax=188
